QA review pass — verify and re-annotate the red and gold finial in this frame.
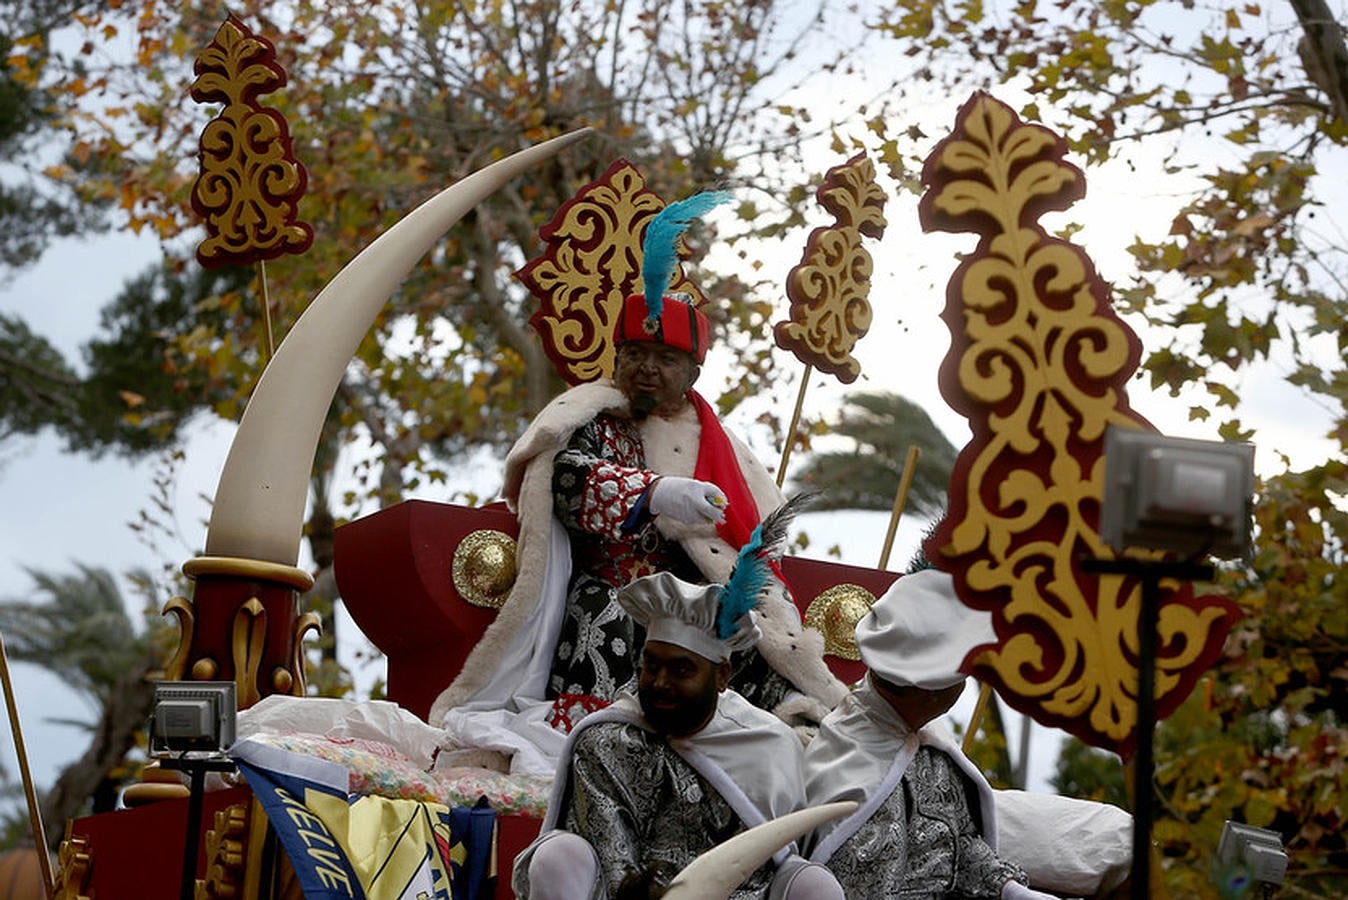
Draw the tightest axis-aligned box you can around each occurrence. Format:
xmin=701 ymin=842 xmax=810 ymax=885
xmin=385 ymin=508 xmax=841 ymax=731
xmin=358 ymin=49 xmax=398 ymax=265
xmin=189 ymin=13 xmax=313 ymax=269
xmin=775 ymin=152 xmax=887 ymax=384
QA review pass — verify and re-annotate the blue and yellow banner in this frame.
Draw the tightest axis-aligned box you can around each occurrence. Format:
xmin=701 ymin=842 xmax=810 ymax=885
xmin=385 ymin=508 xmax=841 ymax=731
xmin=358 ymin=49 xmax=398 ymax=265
xmin=232 ymin=739 xmax=495 ymax=900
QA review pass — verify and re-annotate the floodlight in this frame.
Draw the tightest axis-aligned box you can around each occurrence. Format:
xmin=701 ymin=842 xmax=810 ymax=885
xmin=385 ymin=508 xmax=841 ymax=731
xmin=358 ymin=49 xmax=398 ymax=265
xmin=148 ymin=681 xmax=237 ymax=756
xmin=1216 ymin=820 xmax=1288 ymax=887
xmin=1100 ymin=426 xmax=1255 ymax=559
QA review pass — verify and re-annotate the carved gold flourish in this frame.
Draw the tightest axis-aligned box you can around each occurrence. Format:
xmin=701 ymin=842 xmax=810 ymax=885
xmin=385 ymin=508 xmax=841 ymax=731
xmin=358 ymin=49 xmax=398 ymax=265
xmin=190 ymin=13 xmax=312 ymax=268
xmin=54 ymin=821 xmax=92 ymax=900
xmin=162 ymin=595 xmax=196 ymax=682
xmin=453 ymin=529 xmax=519 ymax=608
xmin=519 ymin=160 xmax=710 ymax=384
xmin=774 ymin=152 xmax=887 ymax=384
xmin=233 ymin=596 xmax=267 ymax=708
xmin=199 ymin=802 xmax=250 ymax=899
xmin=287 ymin=611 xmax=322 ymax=696
xmin=919 ymin=93 xmax=1239 ymax=755
xmin=803 ymin=584 xmax=877 ymax=660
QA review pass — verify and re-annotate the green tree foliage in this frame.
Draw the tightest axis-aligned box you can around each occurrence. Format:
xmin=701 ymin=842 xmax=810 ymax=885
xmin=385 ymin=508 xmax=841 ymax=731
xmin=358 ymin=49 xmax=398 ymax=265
xmin=22 ymin=0 xmax=850 ymax=510
xmin=858 ymin=2 xmax=1348 ymax=448
xmin=850 ymin=3 xmax=1348 ymax=894
xmin=0 ymin=565 xmax=175 ymax=850
xmin=1 ymin=2 xmax=112 ymax=272
xmin=790 ymin=391 xmax=956 ymax=519
xmin=1147 ymin=466 xmax=1347 ymax=897
xmin=1052 ymin=738 xmax=1130 ymax=812
xmin=0 ymin=264 xmax=243 ymax=457
xmin=0 ymin=312 xmax=79 ymax=442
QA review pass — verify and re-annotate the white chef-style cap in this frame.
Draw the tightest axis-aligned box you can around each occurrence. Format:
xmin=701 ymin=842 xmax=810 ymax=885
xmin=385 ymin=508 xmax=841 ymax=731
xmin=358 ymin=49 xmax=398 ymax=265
xmin=855 ymin=568 xmax=998 ymax=689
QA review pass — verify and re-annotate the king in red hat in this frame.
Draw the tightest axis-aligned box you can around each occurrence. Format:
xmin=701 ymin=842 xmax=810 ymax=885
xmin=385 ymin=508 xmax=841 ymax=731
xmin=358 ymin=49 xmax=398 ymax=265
xmin=614 ymin=291 xmax=711 ymax=363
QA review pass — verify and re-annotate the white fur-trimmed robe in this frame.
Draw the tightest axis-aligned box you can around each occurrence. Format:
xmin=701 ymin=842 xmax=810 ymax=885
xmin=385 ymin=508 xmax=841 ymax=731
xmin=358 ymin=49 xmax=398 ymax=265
xmin=428 ymin=381 xmax=845 ymax=729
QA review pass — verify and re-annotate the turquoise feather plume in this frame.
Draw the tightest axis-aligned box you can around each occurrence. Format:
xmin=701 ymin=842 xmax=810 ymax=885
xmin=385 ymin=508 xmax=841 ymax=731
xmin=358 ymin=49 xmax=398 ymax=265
xmin=642 ymin=190 xmax=733 ymax=321
xmin=717 ymin=492 xmax=814 ymax=640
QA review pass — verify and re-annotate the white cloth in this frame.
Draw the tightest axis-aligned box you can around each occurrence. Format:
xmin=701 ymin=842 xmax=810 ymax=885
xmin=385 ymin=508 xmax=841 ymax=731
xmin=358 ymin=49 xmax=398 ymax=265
xmin=995 ymin=789 xmax=1134 ymax=896
xmin=540 ymin=691 xmax=806 ymax=839
xmin=617 ymin=570 xmax=762 ymax=663
xmin=235 ymin=695 xmax=445 ymax=766
xmin=520 ymin=832 xmax=602 ymax=900
xmin=802 ymin=676 xmax=999 ymax=864
xmin=1000 ymin=881 xmax=1059 ymax=900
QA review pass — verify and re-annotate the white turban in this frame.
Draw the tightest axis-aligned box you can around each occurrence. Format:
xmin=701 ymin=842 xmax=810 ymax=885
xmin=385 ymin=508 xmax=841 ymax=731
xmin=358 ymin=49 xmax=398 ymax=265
xmin=617 ymin=570 xmax=762 ymax=663
xmin=855 ymin=568 xmax=998 ymax=689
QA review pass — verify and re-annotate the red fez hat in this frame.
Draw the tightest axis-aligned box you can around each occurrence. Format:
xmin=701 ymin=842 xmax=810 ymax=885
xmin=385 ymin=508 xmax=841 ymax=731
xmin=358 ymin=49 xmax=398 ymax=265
xmin=614 ymin=292 xmax=711 ymax=363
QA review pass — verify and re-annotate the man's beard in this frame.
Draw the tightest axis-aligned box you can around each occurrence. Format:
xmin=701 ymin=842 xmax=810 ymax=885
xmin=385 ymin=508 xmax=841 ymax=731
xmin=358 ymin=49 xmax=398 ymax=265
xmin=630 ymin=391 xmax=658 ymax=419
xmin=639 ymin=679 xmax=719 ymax=737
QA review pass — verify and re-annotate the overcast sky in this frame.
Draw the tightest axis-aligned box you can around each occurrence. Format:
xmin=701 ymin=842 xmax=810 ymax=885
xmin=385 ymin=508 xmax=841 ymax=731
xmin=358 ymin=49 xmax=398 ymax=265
xmin=1 ymin=65 xmax=1343 ymax=824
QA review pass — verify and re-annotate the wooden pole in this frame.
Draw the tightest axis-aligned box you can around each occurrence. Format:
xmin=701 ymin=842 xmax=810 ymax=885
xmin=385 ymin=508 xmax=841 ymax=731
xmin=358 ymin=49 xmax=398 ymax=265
xmin=776 ymin=364 xmax=813 ymax=488
xmin=877 ymin=445 xmax=921 ymax=570
xmin=962 ymin=683 xmax=994 ymax=755
xmin=0 ymin=632 xmax=56 ymax=899
xmin=259 ymin=259 xmax=275 ymax=362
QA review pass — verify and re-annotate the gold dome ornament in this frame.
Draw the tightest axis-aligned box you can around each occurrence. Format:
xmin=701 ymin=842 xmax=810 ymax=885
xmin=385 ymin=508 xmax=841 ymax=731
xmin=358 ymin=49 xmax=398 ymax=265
xmin=804 ymin=584 xmax=877 ymax=660
xmin=452 ymin=530 xmax=518 ymax=609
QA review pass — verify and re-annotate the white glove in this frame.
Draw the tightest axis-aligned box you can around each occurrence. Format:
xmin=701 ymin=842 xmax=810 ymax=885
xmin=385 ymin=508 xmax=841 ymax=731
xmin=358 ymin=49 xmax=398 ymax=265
xmin=1001 ymin=880 xmax=1060 ymax=900
xmin=649 ymin=476 xmax=728 ymax=525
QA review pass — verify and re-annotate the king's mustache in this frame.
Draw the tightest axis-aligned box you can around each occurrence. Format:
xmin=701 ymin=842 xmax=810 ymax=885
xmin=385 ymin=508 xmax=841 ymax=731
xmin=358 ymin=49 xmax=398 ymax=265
xmin=631 ymin=392 xmax=658 ymax=419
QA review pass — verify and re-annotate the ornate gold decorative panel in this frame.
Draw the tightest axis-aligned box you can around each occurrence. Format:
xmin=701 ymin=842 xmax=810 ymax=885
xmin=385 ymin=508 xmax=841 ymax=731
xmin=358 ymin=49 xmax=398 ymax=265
xmin=518 ymin=160 xmax=712 ymax=384
xmin=775 ymin=152 xmax=887 ymax=383
xmin=918 ymin=92 xmax=1241 ymax=757
xmin=165 ymin=557 xmax=318 ymax=709
xmin=54 ymin=821 xmax=92 ymax=900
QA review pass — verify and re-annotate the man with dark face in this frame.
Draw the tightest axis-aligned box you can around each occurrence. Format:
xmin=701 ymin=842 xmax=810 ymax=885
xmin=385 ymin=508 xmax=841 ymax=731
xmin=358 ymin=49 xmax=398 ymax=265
xmin=512 ymin=569 xmax=844 ymax=900
xmin=429 ymin=197 xmax=845 ymax=757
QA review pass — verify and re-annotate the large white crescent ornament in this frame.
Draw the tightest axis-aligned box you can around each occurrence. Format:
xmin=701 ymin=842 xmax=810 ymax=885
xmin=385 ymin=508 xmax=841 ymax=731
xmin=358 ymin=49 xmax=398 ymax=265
xmin=662 ymin=801 xmax=858 ymax=899
xmin=204 ymin=129 xmax=593 ymax=564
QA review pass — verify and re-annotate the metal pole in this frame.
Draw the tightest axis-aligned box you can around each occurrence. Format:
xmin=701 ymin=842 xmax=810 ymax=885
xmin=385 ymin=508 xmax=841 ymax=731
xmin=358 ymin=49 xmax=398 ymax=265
xmin=776 ymin=365 xmax=812 ymax=488
xmin=180 ymin=763 xmax=207 ymax=900
xmin=1130 ymin=574 xmax=1160 ymax=900
xmin=161 ymin=756 xmax=235 ymax=900
xmin=877 ymin=445 xmax=921 ymax=571
xmin=1079 ymin=556 xmax=1214 ymax=899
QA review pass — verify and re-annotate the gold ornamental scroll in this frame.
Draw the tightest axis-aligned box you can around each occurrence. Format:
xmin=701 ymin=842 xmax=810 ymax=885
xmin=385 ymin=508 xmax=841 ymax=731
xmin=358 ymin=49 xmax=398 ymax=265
xmin=189 ymin=13 xmax=313 ymax=269
xmin=918 ymin=93 xmax=1241 ymax=758
xmin=518 ymin=159 xmax=713 ymax=385
xmin=773 ymin=152 xmax=887 ymax=486
xmin=774 ymin=152 xmax=887 ymax=384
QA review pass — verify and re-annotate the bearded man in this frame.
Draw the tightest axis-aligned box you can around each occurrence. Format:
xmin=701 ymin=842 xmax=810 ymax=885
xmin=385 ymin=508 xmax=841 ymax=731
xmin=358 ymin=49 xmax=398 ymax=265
xmin=512 ymin=563 xmax=844 ymax=900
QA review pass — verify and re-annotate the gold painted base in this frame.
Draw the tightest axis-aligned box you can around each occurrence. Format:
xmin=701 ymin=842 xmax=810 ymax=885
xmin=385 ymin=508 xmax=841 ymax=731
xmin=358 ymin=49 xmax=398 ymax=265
xmin=121 ymin=764 xmax=190 ymax=807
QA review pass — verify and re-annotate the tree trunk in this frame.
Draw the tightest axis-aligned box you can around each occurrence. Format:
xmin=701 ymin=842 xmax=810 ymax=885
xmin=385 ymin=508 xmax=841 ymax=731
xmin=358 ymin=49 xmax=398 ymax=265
xmin=38 ymin=650 xmax=157 ymax=851
xmin=1292 ymin=0 xmax=1348 ymax=122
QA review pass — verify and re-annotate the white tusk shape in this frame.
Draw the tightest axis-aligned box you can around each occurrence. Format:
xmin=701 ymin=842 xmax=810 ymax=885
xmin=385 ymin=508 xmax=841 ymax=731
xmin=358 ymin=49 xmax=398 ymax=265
xmin=662 ymin=800 xmax=857 ymax=899
xmin=203 ymin=128 xmax=593 ymax=564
